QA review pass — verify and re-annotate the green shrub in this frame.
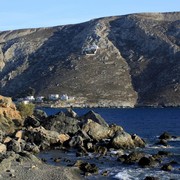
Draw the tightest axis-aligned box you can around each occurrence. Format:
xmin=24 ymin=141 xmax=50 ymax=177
xmin=17 ymin=103 xmax=35 ymax=118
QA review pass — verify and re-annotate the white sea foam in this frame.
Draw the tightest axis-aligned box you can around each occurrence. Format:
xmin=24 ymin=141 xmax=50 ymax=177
xmin=114 ymin=168 xmax=142 ymax=180
xmin=114 ymin=171 xmax=133 ymax=180
xmin=113 ymin=168 xmax=180 ymax=180
xmin=169 ymin=137 xmax=180 ymax=141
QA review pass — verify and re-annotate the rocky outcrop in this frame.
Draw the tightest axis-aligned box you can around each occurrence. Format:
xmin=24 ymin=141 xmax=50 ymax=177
xmin=0 ymin=95 xmax=22 ymax=134
xmin=43 ymin=112 xmax=80 ymax=135
xmin=110 ymin=131 xmax=145 ymax=149
xmin=0 ymin=12 xmax=179 ymax=107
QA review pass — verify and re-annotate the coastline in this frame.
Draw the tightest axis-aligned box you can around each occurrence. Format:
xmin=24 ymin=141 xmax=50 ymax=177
xmin=35 ymin=102 xmax=180 ymax=109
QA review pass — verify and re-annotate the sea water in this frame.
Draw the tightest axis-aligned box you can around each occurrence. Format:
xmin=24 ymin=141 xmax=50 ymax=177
xmin=39 ymin=107 xmax=180 ymax=179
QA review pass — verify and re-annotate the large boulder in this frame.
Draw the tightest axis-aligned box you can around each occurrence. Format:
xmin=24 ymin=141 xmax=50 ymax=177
xmin=81 ymin=110 xmax=108 ymax=127
xmin=0 ymin=95 xmax=22 ymax=134
xmin=64 ymin=108 xmax=78 ymax=118
xmin=110 ymin=131 xmax=145 ymax=149
xmin=33 ymin=109 xmax=47 ymax=121
xmin=82 ymin=119 xmax=110 ymax=141
xmin=110 ymin=131 xmax=135 ymax=149
xmin=43 ymin=112 xmax=80 ymax=135
xmin=123 ymin=151 xmax=145 ymax=164
xmin=24 ymin=116 xmax=41 ymax=127
xmin=24 ymin=126 xmax=61 ymax=149
xmin=159 ymin=132 xmax=172 ymax=140
xmin=138 ymin=156 xmax=159 ymax=168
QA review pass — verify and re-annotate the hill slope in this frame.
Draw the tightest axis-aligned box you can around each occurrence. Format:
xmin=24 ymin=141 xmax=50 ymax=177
xmin=0 ymin=12 xmax=179 ymax=107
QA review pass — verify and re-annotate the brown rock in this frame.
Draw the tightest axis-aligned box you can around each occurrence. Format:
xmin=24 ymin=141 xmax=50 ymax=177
xmin=0 ymin=95 xmax=22 ymax=134
xmin=15 ymin=130 xmax=24 ymax=142
xmin=58 ymin=134 xmax=70 ymax=144
xmin=0 ymin=143 xmax=6 ymax=153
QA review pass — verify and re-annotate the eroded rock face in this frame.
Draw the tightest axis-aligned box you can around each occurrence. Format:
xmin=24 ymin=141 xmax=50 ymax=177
xmin=0 ymin=95 xmax=22 ymax=120
xmin=1 ymin=12 xmax=179 ymax=107
xmin=0 ymin=95 xmax=22 ymax=134
xmin=43 ymin=112 xmax=80 ymax=135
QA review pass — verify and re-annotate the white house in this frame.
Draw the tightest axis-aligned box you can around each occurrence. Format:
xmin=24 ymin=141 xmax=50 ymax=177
xmin=82 ymin=45 xmax=99 ymax=55
xmin=25 ymin=96 xmax=35 ymax=102
xmin=22 ymin=100 xmax=30 ymax=104
xmin=36 ymin=96 xmax=44 ymax=103
xmin=49 ymin=94 xmax=59 ymax=100
xmin=60 ymin=94 xmax=69 ymax=101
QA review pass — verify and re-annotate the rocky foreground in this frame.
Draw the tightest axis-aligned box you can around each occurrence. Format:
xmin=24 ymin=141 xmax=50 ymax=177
xmin=0 ymin=95 xmax=179 ymax=179
xmin=0 ymin=12 xmax=180 ymax=107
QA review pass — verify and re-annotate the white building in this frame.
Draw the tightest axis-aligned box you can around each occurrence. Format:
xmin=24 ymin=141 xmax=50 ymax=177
xmin=36 ymin=96 xmax=44 ymax=103
xmin=60 ymin=94 xmax=69 ymax=101
xmin=22 ymin=100 xmax=30 ymax=104
xmin=49 ymin=94 xmax=59 ymax=100
xmin=25 ymin=96 xmax=35 ymax=102
xmin=82 ymin=45 xmax=99 ymax=55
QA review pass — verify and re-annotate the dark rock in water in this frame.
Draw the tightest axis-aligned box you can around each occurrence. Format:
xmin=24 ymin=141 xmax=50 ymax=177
xmin=101 ymin=170 xmax=109 ymax=176
xmin=157 ymin=151 xmax=171 ymax=156
xmin=161 ymin=164 xmax=173 ymax=171
xmin=93 ymin=145 xmax=107 ymax=156
xmin=24 ymin=116 xmax=40 ymax=127
xmin=33 ymin=109 xmax=47 ymax=121
xmin=64 ymin=108 xmax=78 ymax=118
xmin=159 ymin=132 xmax=172 ymax=140
xmin=138 ymin=156 xmax=158 ymax=168
xmin=124 ymin=151 xmax=145 ymax=164
xmin=81 ymin=110 xmax=108 ymax=127
xmin=76 ymin=146 xmax=88 ymax=157
xmin=53 ymin=158 xmax=61 ymax=163
xmin=74 ymin=160 xmax=98 ymax=174
xmin=43 ymin=112 xmax=80 ymax=135
xmin=117 ymin=154 xmax=128 ymax=162
xmin=144 ymin=176 xmax=160 ymax=180
xmin=156 ymin=139 xmax=168 ymax=146
xmin=79 ymin=162 xmax=98 ymax=174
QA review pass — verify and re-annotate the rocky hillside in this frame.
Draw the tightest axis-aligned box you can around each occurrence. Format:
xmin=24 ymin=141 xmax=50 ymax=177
xmin=0 ymin=12 xmax=179 ymax=107
xmin=0 ymin=95 xmax=22 ymax=133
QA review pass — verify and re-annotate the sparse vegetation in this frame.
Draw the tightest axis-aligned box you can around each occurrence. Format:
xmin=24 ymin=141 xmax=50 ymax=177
xmin=17 ymin=103 xmax=35 ymax=118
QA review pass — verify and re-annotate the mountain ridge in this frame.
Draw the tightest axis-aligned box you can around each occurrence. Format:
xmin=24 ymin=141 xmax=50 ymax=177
xmin=0 ymin=12 xmax=179 ymax=107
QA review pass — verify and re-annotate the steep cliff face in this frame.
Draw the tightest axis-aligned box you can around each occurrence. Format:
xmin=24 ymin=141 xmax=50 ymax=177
xmin=0 ymin=12 xmax=179 ymax=107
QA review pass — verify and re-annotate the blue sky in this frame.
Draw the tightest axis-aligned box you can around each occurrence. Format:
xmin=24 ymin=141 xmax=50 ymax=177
xmin=1 ymin=0 xmax=179 ymax=31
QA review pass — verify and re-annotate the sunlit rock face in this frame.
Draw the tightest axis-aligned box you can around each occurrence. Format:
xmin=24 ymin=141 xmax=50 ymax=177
xmin=0 ymin=12 xmax=179 ymax=107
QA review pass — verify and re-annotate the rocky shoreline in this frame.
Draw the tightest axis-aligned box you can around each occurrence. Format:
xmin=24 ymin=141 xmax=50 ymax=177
xmin=0 ymin=95 xmax=179 ymax=179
